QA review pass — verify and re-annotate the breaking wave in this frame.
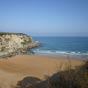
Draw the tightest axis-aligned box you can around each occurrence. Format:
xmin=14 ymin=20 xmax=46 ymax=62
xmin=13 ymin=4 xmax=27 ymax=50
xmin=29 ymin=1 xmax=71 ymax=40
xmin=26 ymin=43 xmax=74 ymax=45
xmin=32 ymin=49 xmax=88 ymax=60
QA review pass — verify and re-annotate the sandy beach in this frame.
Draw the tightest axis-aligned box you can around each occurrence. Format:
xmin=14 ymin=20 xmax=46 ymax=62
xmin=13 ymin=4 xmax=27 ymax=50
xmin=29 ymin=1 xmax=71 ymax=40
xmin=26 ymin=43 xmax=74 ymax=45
xmin=0 ymin=55 xmax=85 ymax=88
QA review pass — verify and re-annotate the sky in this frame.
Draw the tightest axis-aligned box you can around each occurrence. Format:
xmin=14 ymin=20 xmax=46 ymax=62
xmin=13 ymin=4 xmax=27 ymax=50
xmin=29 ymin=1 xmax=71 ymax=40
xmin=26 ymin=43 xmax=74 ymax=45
xmin=0 ymin=0 xmax=88 ymax=36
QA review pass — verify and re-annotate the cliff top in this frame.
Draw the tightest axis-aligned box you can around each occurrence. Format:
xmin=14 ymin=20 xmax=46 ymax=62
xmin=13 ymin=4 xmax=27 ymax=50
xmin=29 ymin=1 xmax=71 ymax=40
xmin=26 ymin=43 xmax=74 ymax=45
xmin=0 ymin=32 xmax=27 ymax=36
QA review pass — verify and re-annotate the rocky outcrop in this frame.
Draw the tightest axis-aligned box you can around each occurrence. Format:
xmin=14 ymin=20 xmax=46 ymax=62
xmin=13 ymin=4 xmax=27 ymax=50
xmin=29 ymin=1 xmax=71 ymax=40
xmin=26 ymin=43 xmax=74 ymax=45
xmin=0 ymin=32 xmax=40 ymax=58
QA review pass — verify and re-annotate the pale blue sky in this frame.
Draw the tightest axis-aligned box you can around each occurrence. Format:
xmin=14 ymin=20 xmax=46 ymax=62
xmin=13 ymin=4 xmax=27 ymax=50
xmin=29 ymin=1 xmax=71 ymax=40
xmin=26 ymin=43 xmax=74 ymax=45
xmin=0 ymin=0 xmax=88 ymax=36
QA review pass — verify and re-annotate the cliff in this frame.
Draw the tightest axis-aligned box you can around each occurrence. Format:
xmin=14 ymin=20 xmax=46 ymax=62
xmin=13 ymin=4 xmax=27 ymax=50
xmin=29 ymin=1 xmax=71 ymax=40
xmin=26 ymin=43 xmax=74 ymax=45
xmin=0 ymin=32 xmax=39 ymax=58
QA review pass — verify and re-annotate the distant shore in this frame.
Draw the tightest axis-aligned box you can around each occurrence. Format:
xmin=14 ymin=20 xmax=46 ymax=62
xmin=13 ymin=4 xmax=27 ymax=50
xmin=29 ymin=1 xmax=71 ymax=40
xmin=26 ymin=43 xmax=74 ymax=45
xmin=0 ymin=54 xmax=85 ymax=88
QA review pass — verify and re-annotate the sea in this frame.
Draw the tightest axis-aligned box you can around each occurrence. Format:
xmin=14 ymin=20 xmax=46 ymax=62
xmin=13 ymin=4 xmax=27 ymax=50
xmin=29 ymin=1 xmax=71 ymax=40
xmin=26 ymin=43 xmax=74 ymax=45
xmin=31 ymin=36 xmax=88 ymax=60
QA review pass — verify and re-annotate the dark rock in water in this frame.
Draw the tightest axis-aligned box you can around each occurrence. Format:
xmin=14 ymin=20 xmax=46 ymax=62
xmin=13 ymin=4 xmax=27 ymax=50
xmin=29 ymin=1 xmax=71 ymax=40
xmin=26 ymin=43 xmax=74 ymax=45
xmin=27 ymin=49 xmax=35 ymax=55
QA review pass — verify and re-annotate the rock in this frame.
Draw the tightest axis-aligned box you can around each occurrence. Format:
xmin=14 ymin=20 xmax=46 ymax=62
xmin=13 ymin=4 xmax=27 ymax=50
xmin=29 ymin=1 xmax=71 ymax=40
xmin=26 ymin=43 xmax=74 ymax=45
xmin=0 ymin=32 xmax=40 ymax=58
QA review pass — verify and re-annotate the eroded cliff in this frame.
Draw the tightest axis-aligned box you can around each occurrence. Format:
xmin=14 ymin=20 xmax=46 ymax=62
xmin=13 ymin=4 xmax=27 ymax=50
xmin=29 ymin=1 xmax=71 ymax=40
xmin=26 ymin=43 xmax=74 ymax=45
xmin=0 ymin=32 xmax=39 ymax=58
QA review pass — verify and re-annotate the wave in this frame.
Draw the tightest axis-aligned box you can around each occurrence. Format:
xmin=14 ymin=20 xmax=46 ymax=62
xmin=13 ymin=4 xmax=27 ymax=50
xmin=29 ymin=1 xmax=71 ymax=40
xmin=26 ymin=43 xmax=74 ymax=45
xmin=32 ymin=49 xmax=88 ymax=56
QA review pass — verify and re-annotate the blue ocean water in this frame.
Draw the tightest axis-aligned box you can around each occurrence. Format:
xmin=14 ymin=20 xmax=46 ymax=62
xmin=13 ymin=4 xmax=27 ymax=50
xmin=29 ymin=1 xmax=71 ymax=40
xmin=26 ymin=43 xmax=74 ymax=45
xmin=32 ymin=36 xmax=88 ymax=59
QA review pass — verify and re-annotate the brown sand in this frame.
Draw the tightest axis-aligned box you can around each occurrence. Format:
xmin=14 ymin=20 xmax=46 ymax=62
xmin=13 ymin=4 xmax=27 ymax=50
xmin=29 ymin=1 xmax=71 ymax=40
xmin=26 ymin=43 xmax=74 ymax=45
xmin=0 ymin=55 xmax=85 ymax=88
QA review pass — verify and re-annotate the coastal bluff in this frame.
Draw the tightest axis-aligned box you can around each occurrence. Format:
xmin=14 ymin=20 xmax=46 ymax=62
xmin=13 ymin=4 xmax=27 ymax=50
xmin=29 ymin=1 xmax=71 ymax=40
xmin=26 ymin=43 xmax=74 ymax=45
xmin=0 ymin=32 xmax=39 ymax=58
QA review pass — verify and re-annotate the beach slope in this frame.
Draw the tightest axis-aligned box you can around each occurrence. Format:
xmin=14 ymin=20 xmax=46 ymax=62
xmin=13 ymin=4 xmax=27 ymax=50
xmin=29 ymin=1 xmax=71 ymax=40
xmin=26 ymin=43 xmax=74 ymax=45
xmin=0 ymin=55 xmax=85 ymax=88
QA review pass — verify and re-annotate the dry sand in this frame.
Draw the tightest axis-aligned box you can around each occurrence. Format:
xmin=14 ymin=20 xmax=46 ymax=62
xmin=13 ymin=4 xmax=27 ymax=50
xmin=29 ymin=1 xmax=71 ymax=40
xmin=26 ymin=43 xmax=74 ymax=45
xmin=0 ymin=55 xmax=85 ymax=88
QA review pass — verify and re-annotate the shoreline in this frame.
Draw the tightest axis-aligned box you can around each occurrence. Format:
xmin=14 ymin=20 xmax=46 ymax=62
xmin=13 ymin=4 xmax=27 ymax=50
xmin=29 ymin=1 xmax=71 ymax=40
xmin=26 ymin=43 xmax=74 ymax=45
xmin=33 ymin=52 xmax=88 ymax=61
xmin=32 ymin=48 xmax=88 ymax=61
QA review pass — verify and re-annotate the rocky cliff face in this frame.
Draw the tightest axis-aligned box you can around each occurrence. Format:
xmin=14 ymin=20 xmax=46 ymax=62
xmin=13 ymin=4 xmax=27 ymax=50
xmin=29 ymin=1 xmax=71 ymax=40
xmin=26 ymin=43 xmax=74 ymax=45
xmin=0 ymin=32 xmax=39 ymax=57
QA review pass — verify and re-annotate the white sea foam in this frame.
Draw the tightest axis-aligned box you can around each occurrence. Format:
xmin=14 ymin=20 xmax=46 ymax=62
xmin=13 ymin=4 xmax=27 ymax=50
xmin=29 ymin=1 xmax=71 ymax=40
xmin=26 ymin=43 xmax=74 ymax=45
xmin=31 ymin=49 xmax=88 ymax=60
xmin=33 ymin=49 xmax=88 ymax=56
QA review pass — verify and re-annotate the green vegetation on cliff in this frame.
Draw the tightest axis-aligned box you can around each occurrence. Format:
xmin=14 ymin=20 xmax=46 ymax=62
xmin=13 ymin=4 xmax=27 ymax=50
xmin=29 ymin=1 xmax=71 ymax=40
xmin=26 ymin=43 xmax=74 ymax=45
xmin=0 ymin=32 xmax=27 ymax=36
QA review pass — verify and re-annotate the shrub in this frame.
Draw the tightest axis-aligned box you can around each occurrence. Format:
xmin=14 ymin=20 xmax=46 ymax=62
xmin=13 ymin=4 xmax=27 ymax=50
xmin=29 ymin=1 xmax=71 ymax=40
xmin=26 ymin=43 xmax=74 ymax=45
xmin=0 ymin=46 xmax=5 ymax=52
xmin=16 ymin=62 xmax=88 ymax=88
xmin=47 ymin=62 xmax=88 ymax=88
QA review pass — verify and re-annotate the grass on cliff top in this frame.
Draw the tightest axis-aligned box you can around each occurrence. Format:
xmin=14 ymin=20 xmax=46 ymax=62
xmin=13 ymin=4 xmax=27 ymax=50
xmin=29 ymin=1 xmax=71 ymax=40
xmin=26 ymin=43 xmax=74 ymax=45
xmin=0 ymin=32 xmax=27 ymax=36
